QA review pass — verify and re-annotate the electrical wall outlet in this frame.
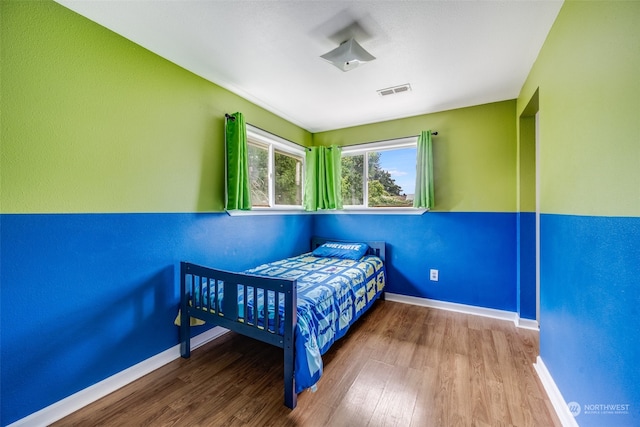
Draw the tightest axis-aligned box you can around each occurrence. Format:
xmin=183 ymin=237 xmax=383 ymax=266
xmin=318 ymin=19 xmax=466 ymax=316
xmin=430 ymin=269 xmax=439 ymax=282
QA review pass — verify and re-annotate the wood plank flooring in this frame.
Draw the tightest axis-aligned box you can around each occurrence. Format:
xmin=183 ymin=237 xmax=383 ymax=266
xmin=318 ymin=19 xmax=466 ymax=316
xmin=53 ymin=301 xmax=561 ymax=426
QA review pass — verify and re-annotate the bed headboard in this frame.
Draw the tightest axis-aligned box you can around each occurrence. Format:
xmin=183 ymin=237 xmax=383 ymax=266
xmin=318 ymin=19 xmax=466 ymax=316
xmin=311 ymin=236 xmax=386 ymax=262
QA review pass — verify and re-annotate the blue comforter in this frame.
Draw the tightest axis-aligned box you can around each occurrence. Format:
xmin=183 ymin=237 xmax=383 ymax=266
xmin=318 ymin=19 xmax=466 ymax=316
xmin=244 ymin=253 xmax=386 ymax=392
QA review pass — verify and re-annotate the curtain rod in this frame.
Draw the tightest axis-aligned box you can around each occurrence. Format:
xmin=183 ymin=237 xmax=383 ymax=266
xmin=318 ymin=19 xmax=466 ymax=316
xmin=226 ymin=113 xmax=438 ymax=138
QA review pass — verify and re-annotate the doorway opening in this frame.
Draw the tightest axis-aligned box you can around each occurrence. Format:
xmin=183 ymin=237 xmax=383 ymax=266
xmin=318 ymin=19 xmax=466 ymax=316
xmin=518 ymin=89 xmax=540 ymax=326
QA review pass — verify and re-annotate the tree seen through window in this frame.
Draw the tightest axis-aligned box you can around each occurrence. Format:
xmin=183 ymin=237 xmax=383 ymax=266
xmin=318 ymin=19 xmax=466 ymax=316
xmin=341 ymin=148 xmax=416 ymax=207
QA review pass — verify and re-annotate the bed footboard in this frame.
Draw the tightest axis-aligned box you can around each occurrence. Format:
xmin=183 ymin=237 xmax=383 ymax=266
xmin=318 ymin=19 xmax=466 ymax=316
xmin=179 ymin=261 xmax=298 ymax=408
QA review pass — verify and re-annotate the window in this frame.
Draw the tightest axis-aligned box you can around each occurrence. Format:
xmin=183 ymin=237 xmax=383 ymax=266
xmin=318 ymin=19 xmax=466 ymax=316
xmin=246 ymin=125 xmax=304 ymax=209
xmin=341 ymin=137 xmax=418 ymax=209
xmin=274 ymin=150 xmax=303 ymax=205
xmin=247 ymin=142 xmax=269 ymax=206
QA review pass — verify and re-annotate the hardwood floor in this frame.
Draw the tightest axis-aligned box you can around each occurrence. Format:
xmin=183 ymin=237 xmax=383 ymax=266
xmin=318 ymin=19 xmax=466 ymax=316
xmin=53 ymin=301 xmax=561 ymax=426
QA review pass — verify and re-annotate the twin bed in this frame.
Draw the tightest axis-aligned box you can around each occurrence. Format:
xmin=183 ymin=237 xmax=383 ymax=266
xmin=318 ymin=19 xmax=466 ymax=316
xmin=178 ymin=237 xmax=386 ymax=409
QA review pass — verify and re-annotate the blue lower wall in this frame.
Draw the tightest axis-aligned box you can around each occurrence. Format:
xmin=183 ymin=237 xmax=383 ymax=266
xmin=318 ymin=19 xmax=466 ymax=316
xmin=518 ymin=212 xmax=537 ymax=320
xmin=7 ymin=211 xmax=586 ymax=425
xmin=313 ymin=212 xmax=518 ymax=312
xmin=0 ymin=212 xmax=312 ymax=426
xmin=540 ymin=214 xmax=640 ymax=427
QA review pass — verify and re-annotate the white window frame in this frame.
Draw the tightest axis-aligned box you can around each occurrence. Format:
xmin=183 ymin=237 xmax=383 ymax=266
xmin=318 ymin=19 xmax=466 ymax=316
xmin=339 ymin=136 xmax=427 ymax=214
xmin=241 ymin=125 xmax=306 ymax=213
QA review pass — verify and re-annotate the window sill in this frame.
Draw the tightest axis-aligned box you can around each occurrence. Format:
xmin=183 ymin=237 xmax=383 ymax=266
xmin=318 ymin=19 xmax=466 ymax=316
xmin=226 ymin=207 xmax=309 ymax=216
xmin=321 ymin=207 xmax=429 ymax=215
xmin=226 ymin=207 xmax=429 ymax=216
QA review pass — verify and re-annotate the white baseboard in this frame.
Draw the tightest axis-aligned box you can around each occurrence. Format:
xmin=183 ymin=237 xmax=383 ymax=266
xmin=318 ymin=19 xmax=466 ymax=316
xmin=8 ymin=327 xmax=229 ymax=427
xmin=534 ymin=356 xmax=579 ymax=427
xmin=516 ymin=317 xmax=540 ymax=330
xmin=385 ymin=293 xmax=539 ymax=330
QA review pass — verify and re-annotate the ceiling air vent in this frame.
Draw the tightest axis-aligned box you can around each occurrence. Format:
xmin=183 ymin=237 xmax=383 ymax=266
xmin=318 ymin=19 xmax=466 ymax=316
xmin=377 ymin=83 xmax=412 ymax=97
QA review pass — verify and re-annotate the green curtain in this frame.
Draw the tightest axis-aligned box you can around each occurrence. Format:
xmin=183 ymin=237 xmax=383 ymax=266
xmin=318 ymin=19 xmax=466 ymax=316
xmin=225 ymin=112 xmax=251 ymax=210
xmin=303 ymin=145 xmax=343 ymax=211
xmin=413 ymin=130 xmax=435 ymax=209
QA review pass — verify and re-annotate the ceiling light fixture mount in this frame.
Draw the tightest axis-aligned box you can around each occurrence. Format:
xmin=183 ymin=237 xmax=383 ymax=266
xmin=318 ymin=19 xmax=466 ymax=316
xmin=320 ymin=38 xmax=376 ymax=72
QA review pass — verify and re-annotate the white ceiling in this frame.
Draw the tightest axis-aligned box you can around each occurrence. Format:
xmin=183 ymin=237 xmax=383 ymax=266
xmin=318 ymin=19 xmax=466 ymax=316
xmin=55 ymin=0 xmax=563 ymax=133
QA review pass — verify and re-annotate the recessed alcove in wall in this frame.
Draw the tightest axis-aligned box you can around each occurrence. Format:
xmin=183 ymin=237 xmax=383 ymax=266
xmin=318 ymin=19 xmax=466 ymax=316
xmin=518 ymin=88 xmax=539 ymax=323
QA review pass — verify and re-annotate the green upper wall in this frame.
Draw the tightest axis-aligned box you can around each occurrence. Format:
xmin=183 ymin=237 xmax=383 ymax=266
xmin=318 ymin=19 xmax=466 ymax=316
xmin=517 ymin=1 xmax=640 ymax=217
xmin=517 ymin=89 xmax=538 ymax=214
xmin=8 ymin=1 xmax=638 ymax=217
xmin=314 ymin=101 xmax=517 ymax=213
xmin=1 ymin=0 xmax=311 ymax=214
xmin=3 ymin=0 xmax=520 ymax=215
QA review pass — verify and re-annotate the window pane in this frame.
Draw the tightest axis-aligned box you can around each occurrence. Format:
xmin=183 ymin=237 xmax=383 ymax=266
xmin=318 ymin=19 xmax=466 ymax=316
xmin=367 ymin=148 xmax=415 ymax=207
xmin=248 ymin=143 xmax=269 ymax=207
xmin=274 ymin=150 xmax=302 ymax=205
xmin=341 ymin=154 xmax=364 ymax=205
